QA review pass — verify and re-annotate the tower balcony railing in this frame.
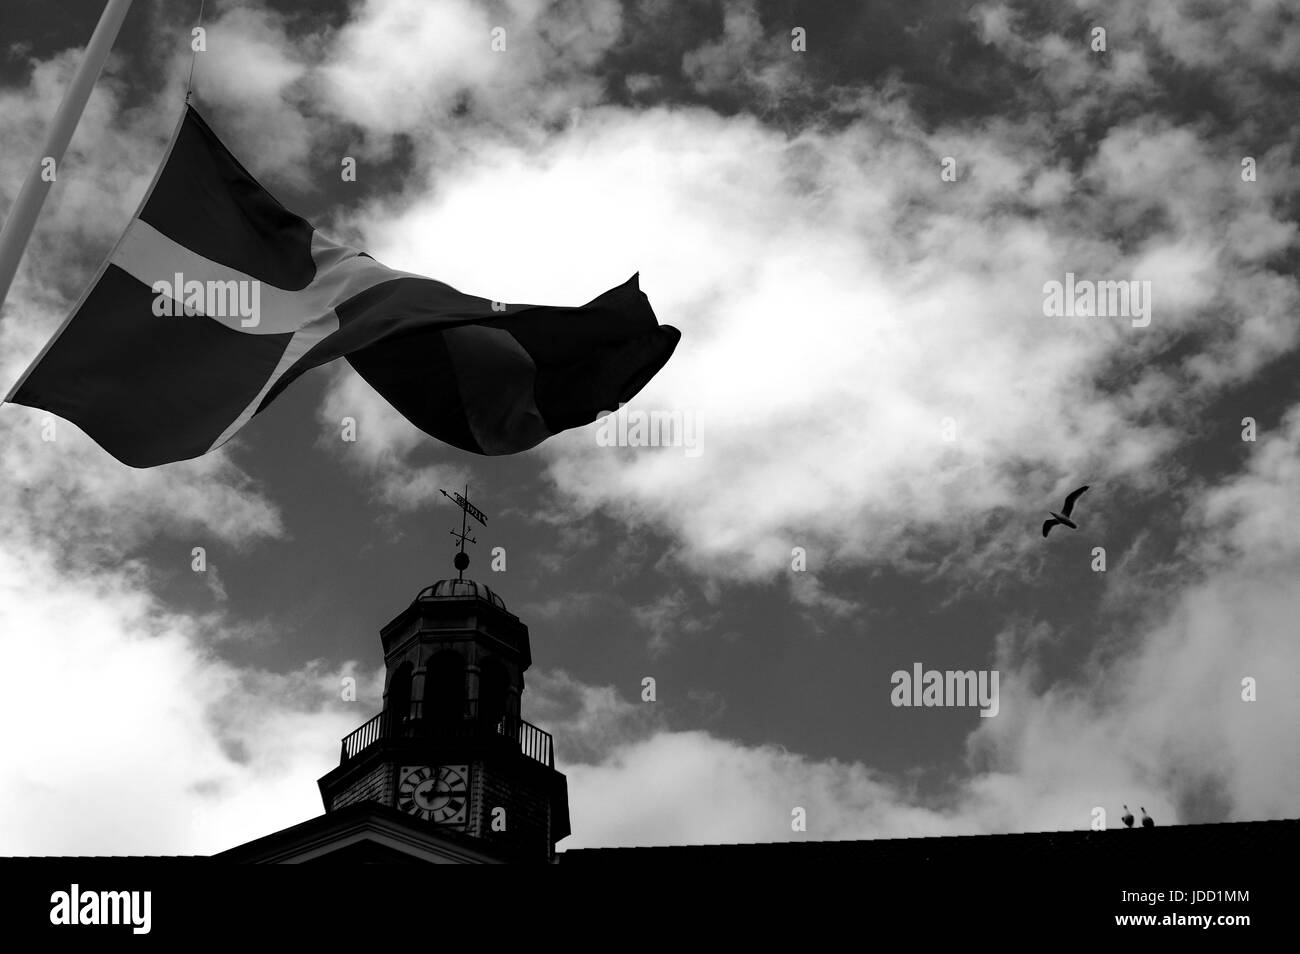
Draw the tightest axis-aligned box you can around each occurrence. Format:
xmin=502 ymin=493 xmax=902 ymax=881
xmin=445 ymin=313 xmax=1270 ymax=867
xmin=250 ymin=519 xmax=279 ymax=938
xmin=339 ymin=699 xmax=554 ymax=769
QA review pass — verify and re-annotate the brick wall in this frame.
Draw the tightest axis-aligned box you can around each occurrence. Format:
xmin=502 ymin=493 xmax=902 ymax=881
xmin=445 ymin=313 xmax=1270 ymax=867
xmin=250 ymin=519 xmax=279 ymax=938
xmin=472 ymin=759 xmax=554 ymax=859
xmin=330 ymin=762 xmax=393 ymax=811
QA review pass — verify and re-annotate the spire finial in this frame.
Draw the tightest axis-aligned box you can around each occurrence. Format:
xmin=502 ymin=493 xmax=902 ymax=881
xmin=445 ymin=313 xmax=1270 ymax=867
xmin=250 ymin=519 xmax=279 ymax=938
xmin=439 ymin=484 xmax=487 ymax=581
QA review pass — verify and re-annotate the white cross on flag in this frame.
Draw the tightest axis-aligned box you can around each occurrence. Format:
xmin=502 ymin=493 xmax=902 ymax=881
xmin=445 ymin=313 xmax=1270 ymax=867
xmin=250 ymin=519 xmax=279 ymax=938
xmin=8 ymin=106 xmax=680 ymax=467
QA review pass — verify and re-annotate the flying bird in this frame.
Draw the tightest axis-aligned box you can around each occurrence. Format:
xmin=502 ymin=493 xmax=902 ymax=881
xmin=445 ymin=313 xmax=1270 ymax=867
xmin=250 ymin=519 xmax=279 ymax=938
xmin=1121 ymin=805 xmax=1134 ymax=828
xmin=1140 ymin=807 xmax=1154 ymax=828
xmin=1042 ymin=485 xmax=1090 ymax=537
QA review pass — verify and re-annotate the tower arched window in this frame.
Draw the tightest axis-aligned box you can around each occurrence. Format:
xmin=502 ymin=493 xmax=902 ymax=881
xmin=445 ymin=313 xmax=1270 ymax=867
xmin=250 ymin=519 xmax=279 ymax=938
xmin=424 ymin=650 xmax=465 ymax=733
xmin=386 ymin=661 xmax=414 ymax=734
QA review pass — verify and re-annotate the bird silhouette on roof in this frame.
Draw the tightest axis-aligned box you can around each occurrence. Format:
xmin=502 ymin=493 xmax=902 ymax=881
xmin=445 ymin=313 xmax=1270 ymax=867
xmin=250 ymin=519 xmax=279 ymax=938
xmin=1042 ymin=484 xmax=1089 ymax=537
xmin=1121 ymin=805 xmax=1134 ymax=828
xmin=1140 ymin=807 xmax=1154 ymax=828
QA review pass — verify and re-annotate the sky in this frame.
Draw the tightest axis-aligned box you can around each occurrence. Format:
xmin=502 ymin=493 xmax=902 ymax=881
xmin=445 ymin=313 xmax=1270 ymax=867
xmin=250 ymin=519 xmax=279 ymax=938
xmin=0 ymin=0 xmax=1298 ymax=855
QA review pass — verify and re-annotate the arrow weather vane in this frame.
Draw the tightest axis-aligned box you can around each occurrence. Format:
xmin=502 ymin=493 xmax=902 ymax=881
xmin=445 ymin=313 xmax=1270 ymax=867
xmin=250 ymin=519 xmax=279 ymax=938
xmin=439 ymin=484 xmax=488 ymax=581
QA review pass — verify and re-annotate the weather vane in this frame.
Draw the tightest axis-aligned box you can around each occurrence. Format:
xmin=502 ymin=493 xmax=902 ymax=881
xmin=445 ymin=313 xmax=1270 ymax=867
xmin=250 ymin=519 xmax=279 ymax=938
xmin=439 ymin=484 xmax=487 ymax=581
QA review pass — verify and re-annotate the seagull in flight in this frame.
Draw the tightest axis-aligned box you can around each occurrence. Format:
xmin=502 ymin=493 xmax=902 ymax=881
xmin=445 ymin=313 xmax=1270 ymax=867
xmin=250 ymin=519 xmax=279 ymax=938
xmin=1042 ymin=484 xmax=1089 ymax=538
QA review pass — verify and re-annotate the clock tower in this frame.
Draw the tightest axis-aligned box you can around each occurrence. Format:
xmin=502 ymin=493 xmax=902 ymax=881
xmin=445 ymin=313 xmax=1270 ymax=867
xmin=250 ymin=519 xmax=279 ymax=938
xmin=316 ymin=576 xmax=570 ymax=860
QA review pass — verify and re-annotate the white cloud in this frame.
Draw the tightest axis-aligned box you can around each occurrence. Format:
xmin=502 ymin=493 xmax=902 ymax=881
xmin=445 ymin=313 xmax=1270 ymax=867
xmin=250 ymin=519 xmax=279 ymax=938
xmin=526 ymin=667 xmax=658 ymax=766
xmin=0 ymin=542 xmax=380 ymax=854
xmin=551 ymin=400 xmax=1300 ymax=845
xmin=680 ymin=0 xmax=806 ymax=104
xmin=319 ymin=81 xmax=1296 ymax=587
xmin=1192 ymin=405 xmax=1300 ymax=568
xmin=566 ymin=732 xmax=947 ymax=847
xmin=631 ymin=589 xmax=720 ymax=655
xmin=319 ymin=0 xmax=622 ymax=146
xmin=555 ymin=557 xmax=1300 ymax=846
xmin=315 ymin=363 xmax=471 ymax=511
xmin=177 ymin=5 xmax=318 ymax=182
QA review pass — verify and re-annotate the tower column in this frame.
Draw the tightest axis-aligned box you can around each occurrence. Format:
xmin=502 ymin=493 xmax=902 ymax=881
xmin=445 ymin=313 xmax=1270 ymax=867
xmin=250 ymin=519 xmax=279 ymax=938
xmin=410 ymin=666 xmax=427 ymax=722
xmin=465 ymin=663 xmax=481 ymax=718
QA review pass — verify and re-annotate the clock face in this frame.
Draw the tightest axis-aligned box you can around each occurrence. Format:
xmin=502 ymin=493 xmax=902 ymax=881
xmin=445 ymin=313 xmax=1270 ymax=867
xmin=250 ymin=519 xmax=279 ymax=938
xmin=397 ymin=765 xmax=469 ymax=824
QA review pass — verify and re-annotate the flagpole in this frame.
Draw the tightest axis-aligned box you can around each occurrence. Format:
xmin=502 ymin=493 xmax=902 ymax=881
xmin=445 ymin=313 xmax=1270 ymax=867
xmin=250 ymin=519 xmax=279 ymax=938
xmin=0 ymin=0 xmax=135 ymax=330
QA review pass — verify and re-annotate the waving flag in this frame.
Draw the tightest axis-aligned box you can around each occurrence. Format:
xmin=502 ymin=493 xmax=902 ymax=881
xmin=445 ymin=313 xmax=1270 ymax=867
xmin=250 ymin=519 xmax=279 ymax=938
xmin=6 ymin=106 xmax=679 ymax=467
